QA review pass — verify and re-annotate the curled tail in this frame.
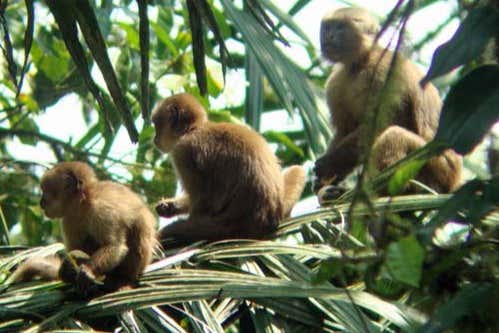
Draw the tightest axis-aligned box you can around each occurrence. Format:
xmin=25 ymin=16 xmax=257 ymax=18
xmin=10 ymin=256 xmax=61 ymax=283
xmin=282 ymin=165 xmax=307 ymax=217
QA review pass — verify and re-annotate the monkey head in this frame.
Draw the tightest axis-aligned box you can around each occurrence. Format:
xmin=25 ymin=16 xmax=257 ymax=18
xmin=320 ymin=7 xmax=379 ymax=63
xmin=40 ymin=162 xmax=97 ymax=218
xmin=152 ymin=93 xmax=207 ymax=153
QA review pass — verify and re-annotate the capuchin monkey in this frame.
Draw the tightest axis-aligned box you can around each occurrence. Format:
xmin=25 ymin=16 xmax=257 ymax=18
xmin=11 ymin=162 xmax=157 ymax=294
xmin=153 ymin=93 xmax=306 ymax=245
xmin=314 ymin=7 xmax=462 ymax=199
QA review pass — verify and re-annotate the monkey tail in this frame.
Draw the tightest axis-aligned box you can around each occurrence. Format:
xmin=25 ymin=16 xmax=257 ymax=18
xmin=282 ymin=165 xmax=307 ymax=217
xmin=9 ymin=256 xmax=62 ymax=283
xmin=131 ymin=218 xmax=156 ymax=278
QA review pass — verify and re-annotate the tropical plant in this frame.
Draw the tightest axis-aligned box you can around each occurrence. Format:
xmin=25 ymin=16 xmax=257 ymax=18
xmin=0 ymin=0 xmax=498 ymax=332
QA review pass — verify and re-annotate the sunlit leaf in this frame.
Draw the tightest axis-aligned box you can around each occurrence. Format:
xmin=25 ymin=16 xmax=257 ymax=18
xmin=388 ymin=159 xmax=427 ymax=195
xmin=264 ymin=130 xmax=305 ymax=157
xmin=244 ymin=50 xmax=263 ymax=131
xmin=151 ymin=21 xmax=178 ymax=56
xmin=18 ymin=0 xmax=34 ymax=96
xmin=118 ymin=22 xmax=140 ymax=50
xmin=220 ymin=0 xmax=330 ymax=155
xmin=73 ymin=0 xmax=139 ymax=142
xmin=385 ymin=236 xmax=425 ymax=287
xmin=260 ymin=0 xmax=312 ymax=46
xmin=45 ymin=0 xmax=114 ymax=134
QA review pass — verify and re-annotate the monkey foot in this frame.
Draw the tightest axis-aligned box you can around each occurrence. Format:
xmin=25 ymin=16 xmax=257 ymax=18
xmin=156 ymin=199 xmax=179 ymax=217
xmin=75 ymin=265 xmax=103 ymax=298
xmin=317 ymin=185 xmax=347 ymax=204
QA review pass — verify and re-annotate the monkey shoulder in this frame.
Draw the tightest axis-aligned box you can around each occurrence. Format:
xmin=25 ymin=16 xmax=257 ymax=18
xmin=382 ymin=51 xmax=442 ymax=137
xmin=325 ymin=64 xmax=376 ymax=122
xmin=86 ymin=181 xmax=150 ymax=225
xmin=175 ymin=122 xmax=270 ymax=162
xmin=172 ymin=122 xmax=280 ymax=197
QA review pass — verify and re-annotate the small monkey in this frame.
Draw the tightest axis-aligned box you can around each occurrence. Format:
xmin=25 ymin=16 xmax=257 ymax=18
xmin=152 ymin=93 xmax=306 ymax=244
xmin=11 ymin=162 xmax=157 ymax=293
xmin=314 ymin=7 xmax=462 ymax=197
xmin=11 ymin=250 xmax=91 ymax=284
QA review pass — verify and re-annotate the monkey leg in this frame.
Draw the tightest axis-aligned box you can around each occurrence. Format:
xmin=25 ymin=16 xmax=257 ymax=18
xmin=10 ymin=256 xmax=62 ymax=283
xmin=156 ymin=195 xmax=190 ymax=217
xmin=372 ymin=126 xmax=462 ymax=193
xmin=158 ymin=216 xmax=243 ymax=247
xmin=282 ymin=165 xmax=307 ymax=217
xmin=57 ymin=250 xmax=105 ymax=298
xmin=159 ymin=218 xmax=213 ymax=244
xmin=58 ymin=249 xmax=92 ymax=283
xmin=314 ymin=129 xmax=362 ymax=193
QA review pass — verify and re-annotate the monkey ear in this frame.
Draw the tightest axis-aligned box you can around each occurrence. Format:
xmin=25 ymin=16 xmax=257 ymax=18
xmin=64 ymin=171 xmax=84 ymax=196
xmin=170 ymin=105 xmax=192 ymax=136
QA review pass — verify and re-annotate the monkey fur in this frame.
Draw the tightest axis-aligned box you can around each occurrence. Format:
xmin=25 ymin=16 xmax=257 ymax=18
xmin=11 ymin=162 xmax=157 ymax=293
xmin=153 ymin=93 xmax=306 ymax=245
xmin=315 ymin=7 xmax=462 ymax=197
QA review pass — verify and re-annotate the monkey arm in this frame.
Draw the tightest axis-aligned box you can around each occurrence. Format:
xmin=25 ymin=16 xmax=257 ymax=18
xmin=156 ymin=194 xmax=190 ymax=217
xmin=85 ymin=241 xmax=128 ymax=276
xmin=314 ymin=127 xmax=362 ymax=187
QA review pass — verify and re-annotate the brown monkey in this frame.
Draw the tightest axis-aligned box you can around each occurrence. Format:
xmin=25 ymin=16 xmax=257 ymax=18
xmin=10 ymin=256 xmax=65 ymax=282
xmin=11 ymin=250 xmax=91 ymax=284
xmin=11 ymin=162 xmax=157 ymax=293
xmin=153 ymin=93 xmax=306 ymax=244
xmin=314 ymin=7 xmax=462 ymax=197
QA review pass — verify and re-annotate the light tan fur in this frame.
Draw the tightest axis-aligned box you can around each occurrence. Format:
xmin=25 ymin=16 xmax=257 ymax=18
xmin=153 ymin=93 xmax=306 ymax=244
xmin=10 ymin=256 xmax=62 ymax=282
xmin=12 ymin=162 xmax=157 ymax=291
xmin=314 ymin=7 xmax=462 ymax=195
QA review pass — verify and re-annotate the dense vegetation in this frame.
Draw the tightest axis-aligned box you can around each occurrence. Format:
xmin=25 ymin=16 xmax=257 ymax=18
xmin=0 ymin=0 xmax=498 ymax=332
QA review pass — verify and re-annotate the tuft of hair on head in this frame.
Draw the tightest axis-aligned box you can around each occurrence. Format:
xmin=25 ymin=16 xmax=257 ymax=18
xmin=323 ymin=7 xmax=380 ymax=36
xmin=41 ymin=161 xmax=98 ymax=199
xmin=152 ymin=93 xmax=208 ymax=135
xmin=51 ymin=162 xmax=98 ymax=181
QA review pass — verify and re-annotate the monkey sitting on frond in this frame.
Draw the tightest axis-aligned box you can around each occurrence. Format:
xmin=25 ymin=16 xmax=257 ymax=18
xmin=10 ymin=162 xmax=157 ymax=295
xmin=314 ymin=7 xmax=462 ymax=201
xmin=152 ymin=93 xmax=307 ymax=246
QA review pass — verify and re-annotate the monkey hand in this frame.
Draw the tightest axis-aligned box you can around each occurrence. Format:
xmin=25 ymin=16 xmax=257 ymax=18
xmin=317 ymin=185 xmax=347 ymax=204
xmin=75 ymin=264 xmax=102 ymax=297
xmin=156 ymin=198 xmax=181 ymax=217
xmin=313 ymin=155 xmax=338 ymax=193
xmin=59 ymin=250 xmax=91 ymax=284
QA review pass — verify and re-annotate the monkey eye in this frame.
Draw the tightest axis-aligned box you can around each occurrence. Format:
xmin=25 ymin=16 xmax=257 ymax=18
xmin=335 ymin=22 xmax=346 ymax=31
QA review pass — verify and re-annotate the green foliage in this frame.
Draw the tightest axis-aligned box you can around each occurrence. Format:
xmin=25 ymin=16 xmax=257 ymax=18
xmin=385 ymin=236 xmax=425 ymax=287
xmin=421 ymin=5 xmax=499 ymax=85
xmin=0 ymin=0 xmax=498 ymax=332
xmin=418 ymin=283 xmax=499 ymax=333
xmin=435 ymin=65 xmax=499 ymax=154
